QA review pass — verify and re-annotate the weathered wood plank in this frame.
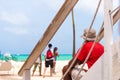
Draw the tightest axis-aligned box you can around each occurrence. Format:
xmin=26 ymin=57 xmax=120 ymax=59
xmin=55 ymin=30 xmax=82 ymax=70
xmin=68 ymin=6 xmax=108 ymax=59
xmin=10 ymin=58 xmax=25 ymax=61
xmin=18 ymin=0 xmax=78 ymax=76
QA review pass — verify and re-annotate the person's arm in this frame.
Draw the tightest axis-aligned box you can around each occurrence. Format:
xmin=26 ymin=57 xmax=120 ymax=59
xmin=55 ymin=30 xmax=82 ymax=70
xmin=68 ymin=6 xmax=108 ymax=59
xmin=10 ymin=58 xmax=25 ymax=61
xmin=53 ymin=51 xmax=58 ymax=57
xmin=44 ymin=50 xmax=47 ymax=61
xmin=68 ymin=57 xmax=82 ymax=69
xmin=68 ymin=58 xmax=76 ymax=68
xmin=67 ymin=47 xmax=83 ymax=73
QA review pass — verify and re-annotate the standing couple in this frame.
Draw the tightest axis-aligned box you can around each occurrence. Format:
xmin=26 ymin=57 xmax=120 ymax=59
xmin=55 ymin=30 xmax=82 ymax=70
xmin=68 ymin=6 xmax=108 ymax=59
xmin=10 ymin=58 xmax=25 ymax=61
xmin=43 ymin=43 xmax=59 ymax=77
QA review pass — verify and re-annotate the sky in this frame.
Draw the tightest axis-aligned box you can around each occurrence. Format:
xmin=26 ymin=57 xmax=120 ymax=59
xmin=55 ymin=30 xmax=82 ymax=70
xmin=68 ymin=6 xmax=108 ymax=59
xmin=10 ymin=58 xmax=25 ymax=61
xmin=0 ymin=0 xmax=119 ymax=55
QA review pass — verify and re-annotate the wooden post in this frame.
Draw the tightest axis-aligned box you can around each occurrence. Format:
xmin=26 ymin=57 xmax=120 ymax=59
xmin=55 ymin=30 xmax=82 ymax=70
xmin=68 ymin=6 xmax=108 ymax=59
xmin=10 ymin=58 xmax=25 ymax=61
xmin=39 ymin=55 xmax=42 ymax=76
xmin=71 ymin=9 xmax=76 ymax=57
xmin=23 ymin=69 xmax=30 ymax=80
xmin=103 ymin=0 xmax=113 ymax=80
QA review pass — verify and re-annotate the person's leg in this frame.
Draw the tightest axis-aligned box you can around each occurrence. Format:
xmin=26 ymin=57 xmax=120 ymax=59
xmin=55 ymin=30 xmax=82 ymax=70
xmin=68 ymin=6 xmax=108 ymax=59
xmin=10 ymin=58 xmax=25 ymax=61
xmin=43 ymin=67 xmax=47 ymax=78
xmin=62 ymin=65 xmax=72 ymax=80
xmin=43 ymin=61 xmax=48 ymax=77
xmin=32 ymin=63 xmax=38 ymax=76
xmin=52 ymin=61 xmax=56 ymax=73
xmin=39 ymin=62 xmax=42 ymax=76
xmin=50 ymin=60 xmax=53 ymax=76
xmin=50 ymin=68 xmax=52 ymax=76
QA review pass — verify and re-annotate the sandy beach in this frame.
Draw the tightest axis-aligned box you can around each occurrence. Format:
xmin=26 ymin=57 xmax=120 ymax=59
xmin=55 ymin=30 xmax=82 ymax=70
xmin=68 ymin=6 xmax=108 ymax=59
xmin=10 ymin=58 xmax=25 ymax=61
xmin=0 ymin=60 xmax=69 ymax=80
xmin=0 ymin=53 xmax=120 ymax=80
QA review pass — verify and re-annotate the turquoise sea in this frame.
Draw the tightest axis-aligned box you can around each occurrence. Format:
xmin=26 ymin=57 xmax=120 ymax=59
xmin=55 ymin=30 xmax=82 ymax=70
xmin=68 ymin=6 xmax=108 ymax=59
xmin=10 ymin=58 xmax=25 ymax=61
xmin=0 ymin=54 xmax=72 ymax=62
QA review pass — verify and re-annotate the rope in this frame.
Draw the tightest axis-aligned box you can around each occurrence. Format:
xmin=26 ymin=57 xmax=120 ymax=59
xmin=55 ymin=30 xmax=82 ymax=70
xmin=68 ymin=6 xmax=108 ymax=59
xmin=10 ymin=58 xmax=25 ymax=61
xmin=60 ymin=0 xmax=102 ymax=79
xmin=74 ymin=25 xmax=103 ymax=80
xmin=60 ymin=37 xmax=85 ymax=80
xmin=109 ymin=10 xmax=113 ymax=28
xmin=74 ymin=0 xmax=102 ymax=79
xmin=110 ymin=5 xmax=120 ymax=15
xmin=89 ymin=0 xmax=102 ymax=30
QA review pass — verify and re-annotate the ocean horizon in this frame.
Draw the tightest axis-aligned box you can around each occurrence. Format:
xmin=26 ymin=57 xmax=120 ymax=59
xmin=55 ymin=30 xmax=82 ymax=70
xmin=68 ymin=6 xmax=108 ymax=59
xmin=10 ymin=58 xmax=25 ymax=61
xmin=0 ymin=53 xmax=72 ymax=62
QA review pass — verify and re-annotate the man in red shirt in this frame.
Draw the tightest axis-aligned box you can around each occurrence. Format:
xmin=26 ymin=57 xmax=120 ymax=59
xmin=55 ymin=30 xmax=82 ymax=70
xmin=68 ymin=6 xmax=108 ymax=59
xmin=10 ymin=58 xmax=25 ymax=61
xmin=62 ymin=28 xmax=104 ymax=80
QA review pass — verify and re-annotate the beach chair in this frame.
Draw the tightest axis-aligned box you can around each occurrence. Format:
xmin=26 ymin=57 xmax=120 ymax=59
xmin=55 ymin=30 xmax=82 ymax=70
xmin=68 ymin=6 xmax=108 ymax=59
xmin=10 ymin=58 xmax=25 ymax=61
xmin=0 ymin=61 xmax=13 ymax=75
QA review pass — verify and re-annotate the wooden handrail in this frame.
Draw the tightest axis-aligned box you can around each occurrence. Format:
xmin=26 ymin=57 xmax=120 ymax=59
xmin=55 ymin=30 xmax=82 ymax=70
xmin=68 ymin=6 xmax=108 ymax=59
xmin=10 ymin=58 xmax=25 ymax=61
xmin=97 ymin=8 xmax=120 ymax=42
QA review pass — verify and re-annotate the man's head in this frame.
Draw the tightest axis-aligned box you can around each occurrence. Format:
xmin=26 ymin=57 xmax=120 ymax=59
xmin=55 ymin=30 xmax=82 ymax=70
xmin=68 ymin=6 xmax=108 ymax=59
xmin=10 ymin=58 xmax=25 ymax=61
xmin=48 ymin=43 xmax=52 ymax=48
xmin=81 ymin=28 xmax=96 ymax=41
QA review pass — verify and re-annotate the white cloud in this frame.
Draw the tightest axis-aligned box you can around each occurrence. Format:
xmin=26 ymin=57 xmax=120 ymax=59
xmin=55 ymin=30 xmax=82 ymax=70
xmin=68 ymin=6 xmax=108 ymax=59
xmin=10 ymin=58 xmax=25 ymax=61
xmin=75 ymin=0 xmax=103 ymax=15
xmin=43 ymin=0 xmax=64 ymax=11
xmin=40 ymin=0 xmax=119 ymax=12
xmin=75 ymin=0 xmax=119 ymax=15
xmin=0 ymin=11 xmax=29 ymax=25
xmin=113 ymin=0 xmax=119 ymax=9
xmin=4 ymin=27 xmax=29 ymax=35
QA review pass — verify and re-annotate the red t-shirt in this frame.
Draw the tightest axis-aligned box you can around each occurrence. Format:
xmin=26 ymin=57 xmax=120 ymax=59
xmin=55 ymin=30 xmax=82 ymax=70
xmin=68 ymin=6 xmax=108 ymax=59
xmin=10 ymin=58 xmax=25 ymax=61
xmin=77 ymin=42 xmax=104 ymax=69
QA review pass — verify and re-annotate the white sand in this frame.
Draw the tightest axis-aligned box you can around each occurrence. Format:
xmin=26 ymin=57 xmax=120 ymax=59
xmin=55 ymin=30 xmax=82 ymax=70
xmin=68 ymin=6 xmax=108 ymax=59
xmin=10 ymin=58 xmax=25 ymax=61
xmin=0 ymin=60 xmax=69 ymax=80
xmin=0 ymin=53 xmax=120 ymax=80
